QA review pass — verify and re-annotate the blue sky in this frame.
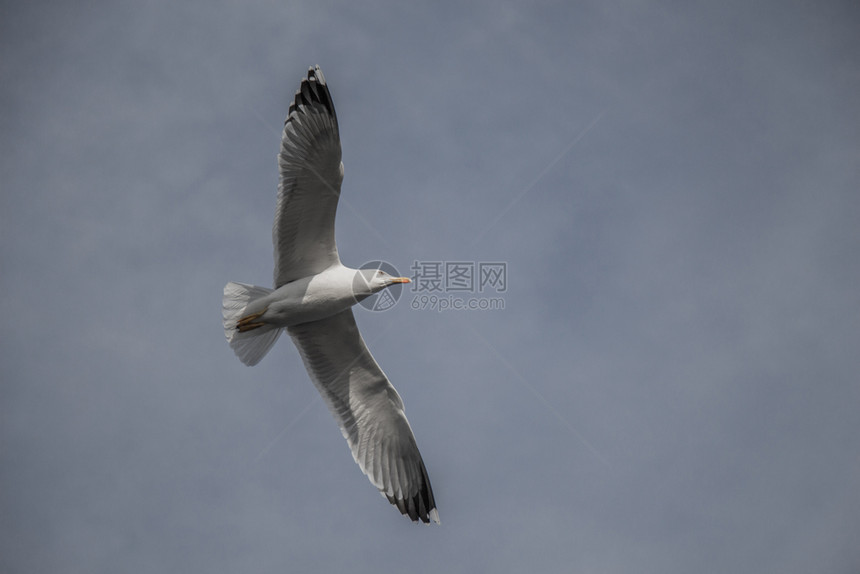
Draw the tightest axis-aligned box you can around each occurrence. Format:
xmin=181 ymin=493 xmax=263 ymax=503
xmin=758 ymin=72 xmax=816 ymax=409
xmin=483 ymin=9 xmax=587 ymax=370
xmin=2 ymin=0 xmax=859 ymax=572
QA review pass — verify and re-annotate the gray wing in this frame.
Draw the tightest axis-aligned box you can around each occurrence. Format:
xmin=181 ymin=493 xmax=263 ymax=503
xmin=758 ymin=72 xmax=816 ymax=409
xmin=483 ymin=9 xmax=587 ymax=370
xmin=288 ymin=310 xmax=439 ymax=524
xmin=273 ymin=66 xmax=343 ymax=288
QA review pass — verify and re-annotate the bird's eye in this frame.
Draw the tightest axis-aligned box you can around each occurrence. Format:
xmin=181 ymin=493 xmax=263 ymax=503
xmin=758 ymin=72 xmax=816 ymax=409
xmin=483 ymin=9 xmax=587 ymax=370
xmin=377 ymin=270 xmax=384 ymax=276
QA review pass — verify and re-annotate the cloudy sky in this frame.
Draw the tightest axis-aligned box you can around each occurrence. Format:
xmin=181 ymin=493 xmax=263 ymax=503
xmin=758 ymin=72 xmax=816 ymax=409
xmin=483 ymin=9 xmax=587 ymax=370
xmin=2 ymin=0 xmax=859 ymax=572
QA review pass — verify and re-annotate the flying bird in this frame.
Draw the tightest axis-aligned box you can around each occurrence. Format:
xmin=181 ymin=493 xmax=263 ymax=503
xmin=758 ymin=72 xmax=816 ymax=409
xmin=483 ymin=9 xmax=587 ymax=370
xmin=222 ymin=66 xmax=439 ymax=524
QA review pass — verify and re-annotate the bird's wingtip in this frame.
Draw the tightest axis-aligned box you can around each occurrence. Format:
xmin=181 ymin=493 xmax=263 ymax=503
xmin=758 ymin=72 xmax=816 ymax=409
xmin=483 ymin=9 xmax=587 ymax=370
xmin=309 ymin=65 xmax=326 ymax=85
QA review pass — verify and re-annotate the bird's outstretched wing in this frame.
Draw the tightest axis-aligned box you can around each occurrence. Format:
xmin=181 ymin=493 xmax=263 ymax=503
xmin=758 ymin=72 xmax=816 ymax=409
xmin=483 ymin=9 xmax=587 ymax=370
xmin=273 ymin=66 xmax=343 ymax=288
xmin=288 ymin=310 xmax=439 ymax=524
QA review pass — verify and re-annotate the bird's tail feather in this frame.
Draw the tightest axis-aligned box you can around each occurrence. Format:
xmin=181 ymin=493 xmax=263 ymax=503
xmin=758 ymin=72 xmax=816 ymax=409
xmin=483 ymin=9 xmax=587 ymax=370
xmin=222 ymin=282 xmax=282 ymax=366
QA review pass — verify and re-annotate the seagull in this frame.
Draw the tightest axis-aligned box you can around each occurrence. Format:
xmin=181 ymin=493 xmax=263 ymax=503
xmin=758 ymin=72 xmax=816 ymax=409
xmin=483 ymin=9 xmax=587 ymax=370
xmin=222 ymin=66 xmax=439 ymax=524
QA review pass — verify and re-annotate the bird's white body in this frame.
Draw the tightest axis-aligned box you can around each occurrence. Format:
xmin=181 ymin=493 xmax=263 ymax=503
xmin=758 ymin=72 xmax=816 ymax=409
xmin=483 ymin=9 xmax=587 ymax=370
xmin=244 ymin=265 xmax=361 ymax=328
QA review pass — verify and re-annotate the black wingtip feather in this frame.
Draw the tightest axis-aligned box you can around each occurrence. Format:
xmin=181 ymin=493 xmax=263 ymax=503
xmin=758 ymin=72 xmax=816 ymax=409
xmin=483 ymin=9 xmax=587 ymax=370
xmin=385 ymin=458 xmax=438 ymax=524
xmin=286 ymin=65 xmax=337 ymax=124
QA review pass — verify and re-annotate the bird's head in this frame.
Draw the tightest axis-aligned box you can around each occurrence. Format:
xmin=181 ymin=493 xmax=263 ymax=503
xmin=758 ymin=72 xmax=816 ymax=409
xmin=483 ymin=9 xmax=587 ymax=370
xmin=353 ymin=268 xmax=411 ymax=297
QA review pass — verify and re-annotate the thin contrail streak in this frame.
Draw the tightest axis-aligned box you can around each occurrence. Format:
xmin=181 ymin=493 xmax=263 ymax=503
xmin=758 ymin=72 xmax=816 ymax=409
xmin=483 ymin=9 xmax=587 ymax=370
xmin=470 ymin=111 xmax=605 ymax=247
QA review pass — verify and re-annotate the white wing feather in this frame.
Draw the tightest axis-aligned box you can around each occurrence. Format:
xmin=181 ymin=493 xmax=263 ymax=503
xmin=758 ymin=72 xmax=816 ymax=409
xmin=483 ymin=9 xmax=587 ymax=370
xmin=288 ymin=309 xmax=439 ymax=524
xmin=273 ymin=67 xmax=343 ymax=288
